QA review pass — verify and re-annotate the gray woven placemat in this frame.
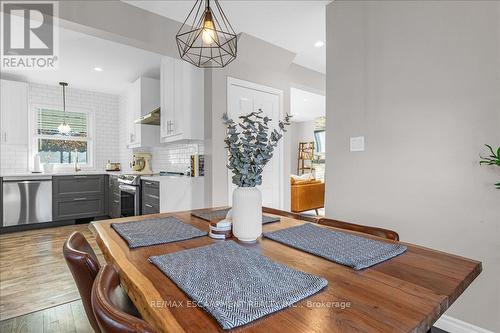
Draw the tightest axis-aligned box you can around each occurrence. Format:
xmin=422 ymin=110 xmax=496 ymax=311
xmin=191 ymin=208 xmax=280 ymax=224
xmin=263 ymin=223 xmax=407 ymax=270
xmin=149 ymin=241 xmax=327 ymax=330
xmin=111 ymin=216 xmax=207 ymax=248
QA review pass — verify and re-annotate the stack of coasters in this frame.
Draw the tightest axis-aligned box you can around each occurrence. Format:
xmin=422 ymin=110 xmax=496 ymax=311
xmin=209 ymin=218 xmax=233 ymax=240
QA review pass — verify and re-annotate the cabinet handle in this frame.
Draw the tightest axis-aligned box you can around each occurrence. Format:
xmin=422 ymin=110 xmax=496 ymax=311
xmin=145 ymin=204 xmax=153 ymax=208
xmin=144 ymin=182 xmax=152 ymax=185
xmin=147 ymin=194 xmax=159 ymax=199
xmin=73 ymin=197 xmax=87 ymax=201
xmin=113 ymin=200 xmax=119 ymax=203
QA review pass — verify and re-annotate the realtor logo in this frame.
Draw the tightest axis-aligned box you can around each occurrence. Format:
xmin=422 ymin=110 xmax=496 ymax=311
xmin=1 ymin=1 xmax=59 ymax=70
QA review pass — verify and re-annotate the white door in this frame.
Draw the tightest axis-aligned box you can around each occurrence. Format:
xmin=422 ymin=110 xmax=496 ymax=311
xmin=227 ymin=78 xmax=283 ymax=209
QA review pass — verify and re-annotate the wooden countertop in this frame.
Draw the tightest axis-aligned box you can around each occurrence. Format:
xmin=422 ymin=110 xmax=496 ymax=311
xmin=90 ymin=209 xmax=481 ymax=333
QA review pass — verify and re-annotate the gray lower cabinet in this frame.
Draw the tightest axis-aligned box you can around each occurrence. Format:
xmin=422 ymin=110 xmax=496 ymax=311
xmin=53 ymin=196 xmax=105 ymax=220
xmin=141 ymin=180 xmax=159 ymax=214
xmin=53 ymin=175 xmax=105 ymax=197
xmin=52 ymin=175 xmax=106 ymax=220
xmin=109 ymin=175 xmax=121 ymax=218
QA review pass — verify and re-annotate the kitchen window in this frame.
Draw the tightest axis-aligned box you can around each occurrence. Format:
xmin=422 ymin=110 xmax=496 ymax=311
xmin=32 ymin=106 xmax=94 ymax=168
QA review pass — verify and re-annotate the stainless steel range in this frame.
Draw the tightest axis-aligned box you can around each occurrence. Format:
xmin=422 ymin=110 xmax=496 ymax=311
xmin=117 ymin=174 xmax=142 ymax=216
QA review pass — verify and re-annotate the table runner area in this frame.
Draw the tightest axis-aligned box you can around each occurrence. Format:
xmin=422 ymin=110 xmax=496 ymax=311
xmin=111 ymin=216 xmax=207 ymax=248
xmin=263 ymin=223 xmax=407 ymax=270
xmin=149 ymin=241 xmax=328 ymax=330
xmin=191 ymin=208 xmax=280 ymax=224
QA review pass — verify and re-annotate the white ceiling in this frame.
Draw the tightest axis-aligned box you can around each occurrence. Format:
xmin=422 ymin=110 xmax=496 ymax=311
xmin=1 ymin=26 xmax=162 ymax=95
xmin=124 ymin=0 xmax=329 ymax=73
xmin=290 ymin=88 xmax=325 ymax=122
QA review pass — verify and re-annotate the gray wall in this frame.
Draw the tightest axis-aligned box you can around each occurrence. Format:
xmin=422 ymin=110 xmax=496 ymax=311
xmin=326 ymin=1 xmax=500 ymax=331
xmin=59 ymin=0 xmax=181 ymax=58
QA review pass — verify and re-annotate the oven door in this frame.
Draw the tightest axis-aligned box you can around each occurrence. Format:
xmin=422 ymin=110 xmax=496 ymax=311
xmin=119 ymin=184 xmax=140 ymax=217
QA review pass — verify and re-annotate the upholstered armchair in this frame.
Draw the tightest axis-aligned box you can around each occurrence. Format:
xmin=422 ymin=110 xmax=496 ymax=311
xmin=290 ymin=176 xmax=325 ymax=214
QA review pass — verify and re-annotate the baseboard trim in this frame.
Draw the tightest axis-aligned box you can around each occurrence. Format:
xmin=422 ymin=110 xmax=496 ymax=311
xmin=434 ymin=315 xmax=494 ymax=333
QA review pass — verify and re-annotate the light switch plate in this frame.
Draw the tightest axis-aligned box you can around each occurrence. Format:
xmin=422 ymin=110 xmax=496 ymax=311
xmin=350 ymin=136 xmax=365 ymax=152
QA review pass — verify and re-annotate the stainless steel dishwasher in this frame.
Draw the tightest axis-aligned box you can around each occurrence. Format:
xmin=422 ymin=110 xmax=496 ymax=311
xmin=2 ymin=176 xmax=52 ymax=226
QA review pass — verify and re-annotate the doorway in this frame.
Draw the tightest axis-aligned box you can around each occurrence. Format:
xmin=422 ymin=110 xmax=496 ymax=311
xmin=290 ymin=87 xmax=326 ymax=216
xmin=226 ymin=77 xmax=284 ymax=209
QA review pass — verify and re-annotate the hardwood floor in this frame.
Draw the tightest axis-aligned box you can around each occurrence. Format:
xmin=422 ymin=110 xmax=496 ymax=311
xmin=0 ymin=223 xmax=104 ymax=320
xmin=0 ymin=300 xmax=94 ymax=333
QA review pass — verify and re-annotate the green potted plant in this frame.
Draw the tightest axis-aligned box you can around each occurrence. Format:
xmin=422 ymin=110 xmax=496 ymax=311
xmin=479 ymin=144 xmax=500 ymax=189
xmin=223 ymin=109 xmax=291 ymax=242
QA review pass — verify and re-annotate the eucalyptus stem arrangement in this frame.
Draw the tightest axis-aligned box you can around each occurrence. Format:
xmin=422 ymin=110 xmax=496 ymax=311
xmin=479 ymin=144 xmax=500 ymax=189
xmin=223 ymin=109 xmax=291 ymax=187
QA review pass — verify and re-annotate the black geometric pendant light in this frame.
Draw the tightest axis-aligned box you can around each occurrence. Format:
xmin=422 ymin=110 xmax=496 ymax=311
xmin=176 ymin=0 xmax=237 ymax=68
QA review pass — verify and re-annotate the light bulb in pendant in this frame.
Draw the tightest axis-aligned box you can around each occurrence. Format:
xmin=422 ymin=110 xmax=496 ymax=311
xmin=201 ymin=11 xmax=217 ymax=45
xmin=58 ymin=122 xmax=71 ymax=134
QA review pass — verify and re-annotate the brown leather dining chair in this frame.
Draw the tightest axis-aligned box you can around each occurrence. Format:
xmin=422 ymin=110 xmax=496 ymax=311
xmin=262 ymin=206 xmax=319 ymax=223
xmin=317 ymin=217 xmax=400 ymax=241
xmin=63 ymin=231 xmax=102 ymax=333
xmin=92 ymin=264 xmax=156 ymax=333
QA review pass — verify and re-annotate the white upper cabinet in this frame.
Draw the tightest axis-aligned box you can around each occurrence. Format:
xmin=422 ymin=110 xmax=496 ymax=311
xmin=0 ymin=79 xmax=28 ymax=146
xmin=160 ymin=57 xmax=204 ymax=143
xmin=126 ymin=77 xmax=160 ymax=149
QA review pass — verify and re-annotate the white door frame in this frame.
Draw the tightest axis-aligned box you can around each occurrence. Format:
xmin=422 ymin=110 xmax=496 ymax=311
xmin=226 ymin=77 xmax=285 ymax=209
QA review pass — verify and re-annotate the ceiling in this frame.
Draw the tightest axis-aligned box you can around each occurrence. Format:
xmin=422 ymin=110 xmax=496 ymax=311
xmin=124 ymin=0 xmax=329 ymax=73
xmin=1 ymin=26 xmax=162 ymax=95
xmin=290 ymin=88 xmax=325 ymax=122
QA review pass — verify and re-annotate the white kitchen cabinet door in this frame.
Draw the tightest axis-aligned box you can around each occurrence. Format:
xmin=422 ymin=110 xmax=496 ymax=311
xmin=0 ymin=79 xmax=28 ymax=146
xmin=127 ymin=77 xmax=160 ymax=148
xmin=126 ymin=82 xmax=139 ymax=148
xmin=160 ymin=56 xmax=175 ymax=140
xmin=160 ymin=57 xmax=204 ymax=143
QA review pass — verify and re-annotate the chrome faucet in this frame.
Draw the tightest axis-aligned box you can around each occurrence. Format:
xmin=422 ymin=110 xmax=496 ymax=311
xmin=74 ymin=150 xmax=81 ymax=172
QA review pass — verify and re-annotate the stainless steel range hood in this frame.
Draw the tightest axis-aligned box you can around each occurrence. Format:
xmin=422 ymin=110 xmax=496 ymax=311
xmin=134 ymin=107 xmax=160 ymax=125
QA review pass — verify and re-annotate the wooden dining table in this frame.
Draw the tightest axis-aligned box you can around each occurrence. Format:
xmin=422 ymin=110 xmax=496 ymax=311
xmin=90 ymin=209 xmax=481 ymax=333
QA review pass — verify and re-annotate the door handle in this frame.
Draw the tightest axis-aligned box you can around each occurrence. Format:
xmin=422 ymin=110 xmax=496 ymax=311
xmin=145 ymin=204 xmax=153 ymax=208
xmin=9 ymin=180 xmax=50 ymax=184
xmin=113 ymin=200 xmax=120 ymax=203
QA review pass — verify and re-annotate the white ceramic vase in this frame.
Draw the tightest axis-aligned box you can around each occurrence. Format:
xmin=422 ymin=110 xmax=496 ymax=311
xmin=232 ymin=187 xmax=262 ymax=242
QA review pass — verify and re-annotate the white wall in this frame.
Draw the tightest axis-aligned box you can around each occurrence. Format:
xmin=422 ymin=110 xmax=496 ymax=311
xmin=1 ymin=82 xmax=121 ymax=174
xmin=326 ymin=1 xmax=500 ymax=331
xmin=290 ymin=120 xmax=315 ymax=174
